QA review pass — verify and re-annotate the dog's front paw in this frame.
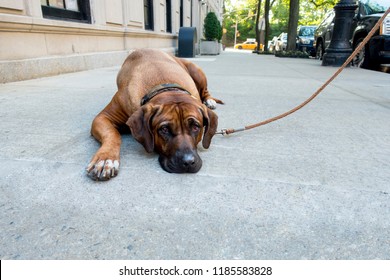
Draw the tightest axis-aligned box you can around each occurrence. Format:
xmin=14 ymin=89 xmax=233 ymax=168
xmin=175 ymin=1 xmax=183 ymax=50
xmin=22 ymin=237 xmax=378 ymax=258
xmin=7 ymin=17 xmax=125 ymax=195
xmin=86 ymin=152 xmax=120 ymax=181
xmin=204 ymin=97 xmax=224 ymax=110
xmin=204 ymin=99 xmax=217 ymax=109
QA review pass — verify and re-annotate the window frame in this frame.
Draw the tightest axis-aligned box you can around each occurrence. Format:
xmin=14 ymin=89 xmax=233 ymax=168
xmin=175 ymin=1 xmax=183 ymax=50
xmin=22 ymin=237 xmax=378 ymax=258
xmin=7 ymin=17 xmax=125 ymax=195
xmin=41 ymin=0 xmax=91 ymax=23
xmin=166 ymin=0 xmax=172 ymax=33
xmin=144 ymin=0 xmax=154 ymax=31
xmin=179 ymin=0 xmax=183 ymax=27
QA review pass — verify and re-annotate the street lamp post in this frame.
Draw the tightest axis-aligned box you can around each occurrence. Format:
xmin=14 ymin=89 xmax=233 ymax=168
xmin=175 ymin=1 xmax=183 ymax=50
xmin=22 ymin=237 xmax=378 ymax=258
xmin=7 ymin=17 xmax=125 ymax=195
xmin=322 ymin=0 xmax=358 ymax=66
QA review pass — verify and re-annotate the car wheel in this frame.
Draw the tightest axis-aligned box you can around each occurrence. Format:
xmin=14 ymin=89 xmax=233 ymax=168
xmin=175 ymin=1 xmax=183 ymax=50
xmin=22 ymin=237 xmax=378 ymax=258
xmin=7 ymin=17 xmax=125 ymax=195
xmin=238 ymin=46 xmax=242 ymax=50
xmin=352 ymin=38 xmax=365 ymax=68
xmin=352 ymin=37 xmax=379 ymax=70
xmin=315 ymin=41 xmax=324 ymax=60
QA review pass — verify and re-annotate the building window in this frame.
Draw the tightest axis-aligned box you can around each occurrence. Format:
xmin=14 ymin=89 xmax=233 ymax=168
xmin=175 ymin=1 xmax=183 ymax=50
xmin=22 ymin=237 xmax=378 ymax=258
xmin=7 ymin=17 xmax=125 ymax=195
xmin=41 ymin=0 xmax=91 ymax=23
xmin=144 ymin=0 xmax=154 ymax=30
xmin=180 ymin=0 xmax=183 ymax=27
xmin=166 ymin=0 xmax=172 ymax=33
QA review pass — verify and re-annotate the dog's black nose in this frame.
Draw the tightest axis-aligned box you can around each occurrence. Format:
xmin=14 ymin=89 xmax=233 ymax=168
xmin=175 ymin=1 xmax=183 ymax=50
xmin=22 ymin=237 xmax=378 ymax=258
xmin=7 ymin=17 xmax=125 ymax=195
xmin=159 ymin=150 xmax=202 ymax=173
xmin=182 ymin=153 xmax=196 ymax=167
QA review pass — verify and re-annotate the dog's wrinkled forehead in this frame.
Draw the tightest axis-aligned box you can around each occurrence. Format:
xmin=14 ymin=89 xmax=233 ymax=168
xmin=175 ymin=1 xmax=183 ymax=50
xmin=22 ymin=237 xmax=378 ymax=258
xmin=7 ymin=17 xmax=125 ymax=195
xmin=151 ymin=103 xmax=203 ymax=127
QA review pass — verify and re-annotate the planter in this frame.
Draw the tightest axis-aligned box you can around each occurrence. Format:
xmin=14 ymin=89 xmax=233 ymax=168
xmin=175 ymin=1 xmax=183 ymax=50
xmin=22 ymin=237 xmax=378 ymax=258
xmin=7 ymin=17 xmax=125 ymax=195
xmin=200 ymin=40 xmax=220 ymax=55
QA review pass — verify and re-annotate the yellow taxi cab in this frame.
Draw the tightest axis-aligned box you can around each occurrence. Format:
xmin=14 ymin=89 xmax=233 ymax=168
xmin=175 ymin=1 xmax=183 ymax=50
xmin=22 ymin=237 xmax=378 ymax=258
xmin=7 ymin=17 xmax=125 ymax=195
xmin=234 ymin=40 xmax=263 ymax=50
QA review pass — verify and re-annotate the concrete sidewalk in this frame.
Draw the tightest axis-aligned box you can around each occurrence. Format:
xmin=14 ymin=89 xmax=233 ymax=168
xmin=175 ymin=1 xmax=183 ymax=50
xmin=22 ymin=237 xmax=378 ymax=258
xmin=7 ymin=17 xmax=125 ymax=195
xmin=0 ymin=49 xmax=389 ymax=259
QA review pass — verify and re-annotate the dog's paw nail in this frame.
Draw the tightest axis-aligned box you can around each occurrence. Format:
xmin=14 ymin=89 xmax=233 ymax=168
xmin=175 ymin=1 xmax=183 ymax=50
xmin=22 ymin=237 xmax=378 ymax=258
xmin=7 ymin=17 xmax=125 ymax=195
xmin=113 ymin=160 xmax=119 ymax=175
xmin=86 ymin=162 xmax=94 ymax=172
xmin=101 ymin=160 xmax=114 ymax=180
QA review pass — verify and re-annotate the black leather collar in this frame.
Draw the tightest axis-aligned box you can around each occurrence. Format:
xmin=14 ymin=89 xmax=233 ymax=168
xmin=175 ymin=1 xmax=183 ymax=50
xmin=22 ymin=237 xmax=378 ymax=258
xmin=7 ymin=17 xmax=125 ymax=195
xmin=140 ymin=83 xmax=192 ymax=106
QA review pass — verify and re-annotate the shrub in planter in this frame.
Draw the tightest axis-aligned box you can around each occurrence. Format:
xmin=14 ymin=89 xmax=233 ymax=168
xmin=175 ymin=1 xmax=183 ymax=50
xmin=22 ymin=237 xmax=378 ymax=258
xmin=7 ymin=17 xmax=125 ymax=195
xmin=203 ymin=12 xmax=221 ymax=41
xmin=201 ymin=12 xmax=222 ymax=55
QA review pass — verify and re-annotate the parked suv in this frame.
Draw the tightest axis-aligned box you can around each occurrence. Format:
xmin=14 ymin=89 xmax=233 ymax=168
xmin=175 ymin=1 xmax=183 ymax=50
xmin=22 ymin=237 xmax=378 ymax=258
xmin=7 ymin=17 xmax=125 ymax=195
xmin=354 ymin=1 xmax=390 ymax=69
xmin=314 ymin=0 xmax=389 ymax=69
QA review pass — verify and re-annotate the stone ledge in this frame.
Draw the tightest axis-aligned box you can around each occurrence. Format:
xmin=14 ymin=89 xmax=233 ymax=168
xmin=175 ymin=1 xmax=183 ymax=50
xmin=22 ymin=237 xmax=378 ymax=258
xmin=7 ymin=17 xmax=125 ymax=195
xmin=0 ymin=48 xmax=176 ymax=83
xmin=0 ymin=13 xmax=178 ymax=38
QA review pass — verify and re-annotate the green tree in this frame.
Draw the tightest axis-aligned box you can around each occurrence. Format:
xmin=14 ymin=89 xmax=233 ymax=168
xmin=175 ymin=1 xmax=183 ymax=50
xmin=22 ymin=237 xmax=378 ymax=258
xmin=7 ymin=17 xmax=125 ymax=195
xmin=223 ymin=0 xmax=259 ymax=45
xmin=222 ymin=0 xmax=337 ymax=46
xmin=270 ymin=0 xmax=289 ymax=38
xmin=287 ymin=0 xmax=299 ymax=51
xmin=254 ymin=0 xmax=263 ymax=52
xmin=264 ymin=0 xmax=271 ymax=51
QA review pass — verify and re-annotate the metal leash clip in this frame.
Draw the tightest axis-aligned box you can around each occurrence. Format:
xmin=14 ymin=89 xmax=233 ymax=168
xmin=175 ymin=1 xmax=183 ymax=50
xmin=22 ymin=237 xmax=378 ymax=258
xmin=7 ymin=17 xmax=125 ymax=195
xmin=215 ymin=127 xmax=245 ymax=136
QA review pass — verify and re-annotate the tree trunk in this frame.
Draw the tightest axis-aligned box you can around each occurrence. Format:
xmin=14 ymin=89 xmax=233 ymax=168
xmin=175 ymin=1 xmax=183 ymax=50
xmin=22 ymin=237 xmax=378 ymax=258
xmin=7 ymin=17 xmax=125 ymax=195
xmin=287 ymin=0 xmax=299 ymax=51
xmin=264 ymin=0 xmax=270 ymax=51
xmin=255 ymin=0 xmax=262 ymax=52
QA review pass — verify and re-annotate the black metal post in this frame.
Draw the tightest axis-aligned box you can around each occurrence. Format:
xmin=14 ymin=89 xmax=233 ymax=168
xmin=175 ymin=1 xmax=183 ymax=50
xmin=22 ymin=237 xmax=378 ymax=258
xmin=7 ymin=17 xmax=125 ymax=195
xmin=322 ymin=0 xmax=358 ymax=66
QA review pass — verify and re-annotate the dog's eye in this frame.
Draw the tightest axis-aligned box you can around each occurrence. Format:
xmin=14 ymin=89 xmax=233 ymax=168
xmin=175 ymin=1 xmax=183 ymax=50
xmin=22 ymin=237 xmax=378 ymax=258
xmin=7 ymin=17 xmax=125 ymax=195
xmin=159 ymin=125 xmax=170 ymax=135
xmin=191 ymin=123 xmax=200 ymax=133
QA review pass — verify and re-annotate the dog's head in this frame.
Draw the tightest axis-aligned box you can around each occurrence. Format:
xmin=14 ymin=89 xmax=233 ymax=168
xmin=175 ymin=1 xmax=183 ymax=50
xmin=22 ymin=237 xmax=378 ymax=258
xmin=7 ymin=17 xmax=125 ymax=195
xmin=126 ymin=98 xmax=218 ymax=173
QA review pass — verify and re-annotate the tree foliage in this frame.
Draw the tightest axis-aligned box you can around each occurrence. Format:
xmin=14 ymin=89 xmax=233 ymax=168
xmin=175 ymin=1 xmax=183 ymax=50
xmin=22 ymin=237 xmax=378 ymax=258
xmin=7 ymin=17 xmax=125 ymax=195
xmin=222 ymin=0 xmax=338 ymax=46
xmin=223 ymin=0 xmax=259 ymax=46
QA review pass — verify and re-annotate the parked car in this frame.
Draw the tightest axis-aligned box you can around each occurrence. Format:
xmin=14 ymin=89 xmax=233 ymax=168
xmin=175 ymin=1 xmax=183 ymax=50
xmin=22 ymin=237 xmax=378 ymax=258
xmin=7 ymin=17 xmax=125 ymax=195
xmin=268 ymin=36 xmax=278 ymax=53
xmin=274 ymin=33 xmax=288 ymax=52
xmin=234 ymin=39 xmax=259 ymax=50
xmin=296 ymin=26 xmax=317 ymax=56
xmin=314 ymin=0 xmax=389 ymax=69
xmin=354 ymin=0 xmax=390 ymax=69
xmin=313 ymin=10 xmax=335 ymax=60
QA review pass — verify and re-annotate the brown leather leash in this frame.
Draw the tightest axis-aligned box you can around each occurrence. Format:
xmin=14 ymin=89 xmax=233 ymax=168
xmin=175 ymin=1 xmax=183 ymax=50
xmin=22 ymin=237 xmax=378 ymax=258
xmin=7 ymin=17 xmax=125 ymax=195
xmin=216 ymin=7 xmax=390 ymax=136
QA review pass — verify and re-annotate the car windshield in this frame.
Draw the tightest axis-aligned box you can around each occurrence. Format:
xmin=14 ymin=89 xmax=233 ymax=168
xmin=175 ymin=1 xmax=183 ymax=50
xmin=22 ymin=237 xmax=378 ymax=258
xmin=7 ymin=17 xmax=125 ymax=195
xmin=361 ymin=0 xmax=388 ymax=14
xmin=298 ymin=27 xmax=316 ymax=37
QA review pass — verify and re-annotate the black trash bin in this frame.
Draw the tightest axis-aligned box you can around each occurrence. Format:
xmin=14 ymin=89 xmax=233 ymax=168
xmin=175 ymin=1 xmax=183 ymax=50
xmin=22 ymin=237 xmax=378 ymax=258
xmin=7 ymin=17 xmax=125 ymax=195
xmin=178 ymin=27 xmax=197 ymax=58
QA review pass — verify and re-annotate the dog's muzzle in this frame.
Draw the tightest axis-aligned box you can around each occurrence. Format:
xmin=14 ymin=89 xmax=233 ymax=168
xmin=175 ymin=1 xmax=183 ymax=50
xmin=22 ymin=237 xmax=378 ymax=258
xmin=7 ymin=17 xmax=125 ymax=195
xmin=158 ymin=149 xmax=202 ymax=173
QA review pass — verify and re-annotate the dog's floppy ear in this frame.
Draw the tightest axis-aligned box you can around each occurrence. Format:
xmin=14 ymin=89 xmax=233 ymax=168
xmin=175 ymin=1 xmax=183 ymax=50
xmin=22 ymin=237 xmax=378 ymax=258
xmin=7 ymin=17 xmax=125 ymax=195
xmin=126 ymin=105 xmax=161 ymax=153
xmin=200 ymin=105 xmax=218 ymax=149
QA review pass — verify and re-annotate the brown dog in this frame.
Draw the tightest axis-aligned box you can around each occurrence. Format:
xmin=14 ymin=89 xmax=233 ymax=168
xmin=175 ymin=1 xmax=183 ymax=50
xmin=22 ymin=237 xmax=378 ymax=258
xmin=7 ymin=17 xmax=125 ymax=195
xmin=87 ymin=49 xmax=223 ymax=180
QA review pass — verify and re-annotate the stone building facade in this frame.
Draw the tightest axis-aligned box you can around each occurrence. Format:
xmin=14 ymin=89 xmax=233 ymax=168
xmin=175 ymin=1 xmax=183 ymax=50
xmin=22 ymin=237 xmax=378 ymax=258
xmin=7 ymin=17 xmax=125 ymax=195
xmin=0 ymin=0 xmax=223 ymax=82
